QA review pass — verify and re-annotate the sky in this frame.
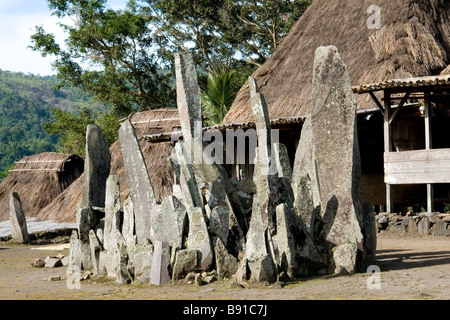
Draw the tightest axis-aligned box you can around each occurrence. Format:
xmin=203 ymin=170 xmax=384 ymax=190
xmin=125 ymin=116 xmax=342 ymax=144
xmin=0 ymin=0 xmax=129 ymax=76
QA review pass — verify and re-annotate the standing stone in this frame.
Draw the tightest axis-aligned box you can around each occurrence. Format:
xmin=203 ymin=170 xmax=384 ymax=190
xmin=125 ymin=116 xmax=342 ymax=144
xmin=174 ymin=51 xmax=202 ymax=144
xmin=209 ymin=206 xmax=230 ymax=248
xmin=122 ymin=196 xmax=136 ymax=249
xmin=243 ymin=197 xmax=277 ymax=283
xmin=248 ymin=77 xmax=282 ymax=230
xmin=291 ymin=117 xmax=320 ymax=227
xmin=115 ymin=234 xmax=132 ymax=285
xmin=151 ymin=195 xmax=187 ymax=250
xmin=186 ymin=207 xmax=213 ymax=270
xmin=89 ymin=230 xmax=101 ymax=275
xmin=174 ymin=51 xmax=248 ymax=240
xmin=172 ymin=249 xmax=199 ymax=280
xmin=128 ymin=239 xmax=153 ymax=283
xmin=68 ymin=230 xmax=82 ymax=273
xmin=103 ymin=175 xmax=122 ymax=251
xmin=119 ymin=119 xmax=156 ymax=243
xmin=9 ymin=192 xmax=29 ymax=243
xmin=213 ymin=237 xmax=238 ymax=279
xmin=83 ymin=124 xmax=111 ymax=208
xmin=273 ymin=203 xmax=324 ymax=278
xmin=150 ymin=241 xmax=171 ymax=285
xmin=310 ymin=45 xmax=364 ymax=274
xmin=75 ymin=205 xmax=93 ymax=270
xmin=418 ymin=217 xmax=430 ymax=235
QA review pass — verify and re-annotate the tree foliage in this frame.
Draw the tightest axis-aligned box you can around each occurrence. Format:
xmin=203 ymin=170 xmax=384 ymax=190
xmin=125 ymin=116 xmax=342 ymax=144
xmin=201 ymin=70 xmax=237 ymax=126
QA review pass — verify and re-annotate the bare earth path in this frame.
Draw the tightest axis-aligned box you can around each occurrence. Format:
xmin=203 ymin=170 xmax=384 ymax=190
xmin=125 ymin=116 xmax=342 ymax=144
xmin=1 ymin=232 xmax=450 ymax=300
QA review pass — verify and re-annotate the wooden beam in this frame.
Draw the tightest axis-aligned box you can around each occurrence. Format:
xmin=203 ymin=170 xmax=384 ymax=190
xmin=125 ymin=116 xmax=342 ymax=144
xmin=384 ymin=89 xmax=392 ymax=213
xmin=389 ymin=90 xmax=411 ymax=124
xmin=424 ymin=89 xmax=434 ymax=212
xmin=369 ymin=91 xmax=384 ymax=116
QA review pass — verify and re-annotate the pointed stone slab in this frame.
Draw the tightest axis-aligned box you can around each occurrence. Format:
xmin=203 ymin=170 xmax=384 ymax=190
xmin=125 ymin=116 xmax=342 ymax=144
xmin=83 ymin=124 xmax=111 ymax=208
xmin=152 ymin=195 xmax=187 ymax=249
xmin=89 ymin=229 xmax=101 ymax=275
xmin=310 ymin=45 xmax=364 ymax=274
xmin=149 ymin=241 xmax=171 ymax=285
xmin=9 ymin=192 xmax=29 ymax=243
xmin=187 ymin=207 xmax=213 ymax=270
xmin=119 ymin=119 xmax=156 ymax=243
xmin=174 ymin=51 xmax=202 ymax=142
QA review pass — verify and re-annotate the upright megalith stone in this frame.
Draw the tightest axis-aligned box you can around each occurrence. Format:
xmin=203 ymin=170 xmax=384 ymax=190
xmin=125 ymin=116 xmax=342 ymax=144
xmin=122 ymin=196 xmax=136 ymax=249
xmin=174 ymin=51 xmax=247 ymax=245
xmin=83 ymin=124 xmax=111 ymax=208
xmin=103 ymin=175 xmax=122 ymax=251
xmin=149 ymin=241 xmax=171 ymax=285
xmin=248 ymin=77 xmax=286 ymax=230
xmin=310 ymin=45 xmax=364 ymax=274
xmin=152 ymin=195 xmax=187 ymax=250
xmin=9 ymin=192 xmax=29 ymax=243
xmin=273 ymin=203 xmax=324 ymax=278
xmin=119 ymin=119 xmax=157 ymax=243
xmin=186 ymin=207 xmax=213 ymax=270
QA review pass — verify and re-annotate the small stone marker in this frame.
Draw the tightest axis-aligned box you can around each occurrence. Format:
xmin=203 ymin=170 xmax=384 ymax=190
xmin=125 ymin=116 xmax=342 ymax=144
xmin=186 ymin=207 xmax=213 ymax=270
xmin=149 ymin=241 xmax=171 ymax=285
xmin=9 ymin=192 xmax=29 ymax=243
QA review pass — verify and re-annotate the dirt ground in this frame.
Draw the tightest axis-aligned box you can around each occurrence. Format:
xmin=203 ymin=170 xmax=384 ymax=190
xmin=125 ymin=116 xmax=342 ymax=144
xmin=1 ymin=232 xmax=450 ymax=300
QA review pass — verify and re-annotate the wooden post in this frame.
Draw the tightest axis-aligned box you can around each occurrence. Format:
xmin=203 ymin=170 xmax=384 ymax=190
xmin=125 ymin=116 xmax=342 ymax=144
xmin=424 ymin=90 xmax=434 ymax=212
xmin=384 ymin=89 xmax=392 ymax=213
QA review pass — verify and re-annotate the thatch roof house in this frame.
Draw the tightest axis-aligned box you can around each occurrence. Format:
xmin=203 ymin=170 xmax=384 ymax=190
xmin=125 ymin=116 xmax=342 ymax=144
xmin=222 ymin=0 xmax=450 ymax=124
xmin=38 ymin=108 xmax=180 ymax=223
xmin=0 ymin=152 xmax=84 ymax=221
xmin=221 ymin=0 xmax=450 ymax=212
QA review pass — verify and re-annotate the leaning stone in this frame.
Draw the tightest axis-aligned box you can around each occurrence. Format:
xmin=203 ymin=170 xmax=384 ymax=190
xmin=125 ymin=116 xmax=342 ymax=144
xmin=9 ymin=192 xmax=29 ymax=243
xmin=247 ymin=254 xmax=277 ymax=284
xmin=82 ymin=124 xmax=111 ymax=208
xmin=186 ymin=207 xmax=213 ymax=271
xmin=209 ymin=206 xmax=230 ymax=248
xmin=150 ymin=241 xmax=171 ymax=285
xmin=172 ymin=249 xmax=199 ymax=280
xmin=119 ymin=119 xmax=156 ymax=243
xmin=310 ymin=46 xmax=364 ymax=274
xmin=273 ymin=143 xmax=292 ymax=181
xmin=213 ymin=237 xmax=238 ymax=279
xmin=418 ymin=217 xmax=430 ymax=235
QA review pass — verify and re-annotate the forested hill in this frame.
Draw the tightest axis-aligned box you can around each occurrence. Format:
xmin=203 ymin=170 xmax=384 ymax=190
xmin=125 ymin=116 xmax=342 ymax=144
xmin=0 ymin=69 xmax=100 ymax=180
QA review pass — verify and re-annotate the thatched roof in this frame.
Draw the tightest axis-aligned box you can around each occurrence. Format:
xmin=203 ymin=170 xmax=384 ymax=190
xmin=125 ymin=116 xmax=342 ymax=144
xmin=38 ymin=109 xmax=179 ymax=223
xmin=0 ymin=153 xmax=84 ymax=222
xmin=222 ymin=0 xmax=450 ymax=124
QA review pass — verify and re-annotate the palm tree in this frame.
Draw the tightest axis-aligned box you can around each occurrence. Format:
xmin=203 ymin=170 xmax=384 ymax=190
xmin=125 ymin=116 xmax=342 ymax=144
xmin=201 ymin=70 xmax=237 ymax=127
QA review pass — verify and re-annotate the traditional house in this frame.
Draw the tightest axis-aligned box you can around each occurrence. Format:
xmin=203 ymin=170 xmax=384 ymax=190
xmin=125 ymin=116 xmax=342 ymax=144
xmin=37 ymin=109 xmax=180 ymax=223
xmin=0 ymin=152 xmax=84 ymax=221
xmin=220 ymin=0 xmax=450 ymax=213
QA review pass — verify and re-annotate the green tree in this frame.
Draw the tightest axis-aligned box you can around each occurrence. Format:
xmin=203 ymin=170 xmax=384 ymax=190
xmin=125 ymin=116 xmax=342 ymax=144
xmin=201 ymin=70 xmax=237 ymax=126
xmin=30 ymin=0 xmax=177 ymax=116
